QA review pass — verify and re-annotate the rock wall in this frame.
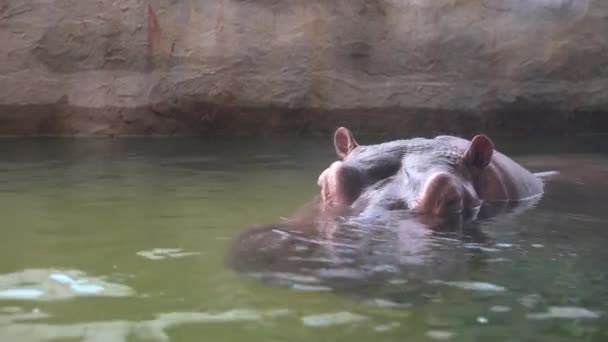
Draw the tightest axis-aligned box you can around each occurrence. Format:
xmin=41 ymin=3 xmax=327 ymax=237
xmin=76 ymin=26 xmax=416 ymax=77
xmin=1 ymin=0 xmax=607 ymax=136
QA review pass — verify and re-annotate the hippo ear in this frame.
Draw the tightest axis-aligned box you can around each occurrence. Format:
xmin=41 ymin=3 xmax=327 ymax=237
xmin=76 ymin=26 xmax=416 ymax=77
xmin=464 ymin=134 xmax=494 ymax=169
xmin=334 ymin=127 xmax=359 ymax=160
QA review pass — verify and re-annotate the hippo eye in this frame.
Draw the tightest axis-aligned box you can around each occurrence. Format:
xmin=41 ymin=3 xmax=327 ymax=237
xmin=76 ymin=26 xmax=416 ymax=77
xmin=366 ymin=161 xmax=401 ymax=181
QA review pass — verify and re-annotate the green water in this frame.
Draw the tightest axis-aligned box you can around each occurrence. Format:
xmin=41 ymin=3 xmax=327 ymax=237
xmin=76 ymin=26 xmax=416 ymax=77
xmin=0 ymin=136 xmax=607 ymax=341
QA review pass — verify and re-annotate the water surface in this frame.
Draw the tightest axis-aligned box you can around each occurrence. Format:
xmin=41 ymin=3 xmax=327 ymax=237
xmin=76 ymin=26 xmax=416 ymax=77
xmin=0 ymin=136 xmax=607 ymax=341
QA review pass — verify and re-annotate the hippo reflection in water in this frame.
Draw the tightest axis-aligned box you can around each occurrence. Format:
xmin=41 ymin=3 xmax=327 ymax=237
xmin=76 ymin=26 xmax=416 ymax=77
xmin=227 ymin=128 xmax=546 ymax=303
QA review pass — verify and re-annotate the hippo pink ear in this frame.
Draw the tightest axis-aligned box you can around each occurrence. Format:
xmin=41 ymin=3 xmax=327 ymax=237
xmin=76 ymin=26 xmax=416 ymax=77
xmin=334 ymin=127 xmax=359 ymax=160
xmin=464 ymin=134 xmax=494 ymax=169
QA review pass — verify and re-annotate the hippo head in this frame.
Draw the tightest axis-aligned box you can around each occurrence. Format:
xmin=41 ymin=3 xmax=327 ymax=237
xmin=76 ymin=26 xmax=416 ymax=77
xmin=317 ymin=127 xmax=495 ymax=219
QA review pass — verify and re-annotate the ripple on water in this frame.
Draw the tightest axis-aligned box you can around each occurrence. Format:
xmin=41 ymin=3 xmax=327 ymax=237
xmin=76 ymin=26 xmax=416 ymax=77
xmin=0 ymin=308 xmax=293 ymax=341
xmin=140 ymin=308 xmax=294 ymax=338
xmin=0 ymin=289 xmax=45 ymax=300
xmin=425 ymin=330 xmax=455 ymax=340
xmin=489 ymin=305 xmax=512 ymax=313
xmin=430 ymin=280 xmax=506 ymax=292
xmin=388 ymin=278 xmax=408 ymax=285
xmin=464 ymin=243 xmax=501 ymax=252
xmin=527 ymin=307 xmax=601 ymax=320
xmin=0 ymin=306 xmax=22 ymax=314
xmin=316 ymin=268 xmax=364 ymax=279
xmin=49 ymin=274 xmax=104 ymax=295
xmin=0 ymin=307 xmax=50 ymax=326
xmin=0 ymin=269 xmax=134 ymax=301
xmin=290 ymin=284 xmax=333 ymax=292
xmin=374 ymin=321 xmax=400 ymax=332
xmin=486 ymin=257 xmax=512 ymax=263
xmin=302 ymin=312 xmax=367 ymax=327
xmin=136 ymin=248 xmax=200 ymax=260
xmin=248 ymin=272 xmax=320 ymax=284
xmin=156 ymin=310 xmax=262 ymax=324
xmin=364 ymin=298 xmax=412 ymax=309
xmin=476 ymin=316 xmax=489 ymax=324
xmin=519 ymin=293 xmax=542 ymax=309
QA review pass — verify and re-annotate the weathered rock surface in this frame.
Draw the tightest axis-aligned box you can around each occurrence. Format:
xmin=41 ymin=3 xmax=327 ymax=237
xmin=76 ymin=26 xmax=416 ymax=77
xmin=1 ymin=0 xmax=607 ymax=136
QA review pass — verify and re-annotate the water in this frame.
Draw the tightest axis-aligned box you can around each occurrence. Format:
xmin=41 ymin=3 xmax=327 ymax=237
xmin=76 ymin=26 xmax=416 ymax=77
xmin=0 ymin=136 xmax=607 ymax=341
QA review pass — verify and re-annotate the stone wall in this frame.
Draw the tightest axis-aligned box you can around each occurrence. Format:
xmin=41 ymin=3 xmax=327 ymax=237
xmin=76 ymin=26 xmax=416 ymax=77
xmin=1 ymin=0 xmax=607 ymax=136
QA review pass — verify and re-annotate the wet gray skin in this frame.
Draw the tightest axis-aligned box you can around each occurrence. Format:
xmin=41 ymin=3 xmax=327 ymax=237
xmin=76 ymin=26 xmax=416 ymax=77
xmin=318 ymin=127 xmax=544 ymax=224
xmin=337 ymin=136 xmax=483 ymax=221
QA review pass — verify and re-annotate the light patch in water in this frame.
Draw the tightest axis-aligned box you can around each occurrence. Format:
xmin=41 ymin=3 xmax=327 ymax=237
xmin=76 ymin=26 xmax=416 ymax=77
xmin=291 ymin=284 xmax=332 ymax=292
xmin=294 ymin=244 xmax=309 ymax=252
xmin=374 ymin=321 xmax=400 ymax=332
xmin=369 ymin=265 xmax=399 ymax=273
xmin=527 ymin=307 xmax=601 ymax=320
xmin=477 ymin=316 xmax=489 ymax=324
xmin=287 ymin=256 xmax=344 ymax=263
xmin=136 ymin=248 xmax=200 ymax=260
xmin=464 ymin=243 xmax=500 ymax=252
xmin=0 ymin=308 xmax=50 ymax=325
xmin=154 ymin=308 xmax=294 ymax=330
xmin=495 ymin=243 xmax=513 ymax=248
xmin=71 ymin=284 xmax=104 ymax=295
xmin=364 ymin=298 xmax=412 ymax=309
xmin=431 ymin=280 xmax=506 ymax=292
xmin=519 ymin=294 xmax=542 ymax=308
xmin=49 ymin=273 xmax=74 ymax=284
xmin=302 ymin=312 xmax=367 ymax=327
xmin=265 ymin=309 xmax=292 ymax=317
xmin=425 ymin=330 xmax=455 ymax=340
xmin=0 ymin=269 xmax=134 ymax=301
xmin=0 ymin=289 xmax=45 ymax=300
xmin=490 ymin=305 xmax=512 ymax=313
xmin=317 ymin=268 xmax=363 ymax=279
xmin=156 ymin=310 xmax=262 ymax=324
xmin=248 ymin=272 xmax=320 ymax=284
xmin=0 ymin=308 xmax=292 ymax=341
xmin=0 ymin=306 xmax=22 ymax=314
xmin=50 ymin=274 xmax=104 ymax=295
xmin=531 ymin=244 xmax=544 ymax=248
xmin=388 ymin=278 xmax=408 ymax=285
xmin=486 ymin=258 xmax=512 ymax=263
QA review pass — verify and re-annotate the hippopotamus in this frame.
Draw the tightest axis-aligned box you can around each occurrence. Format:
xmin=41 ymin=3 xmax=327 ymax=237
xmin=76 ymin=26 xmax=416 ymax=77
xmin=227 ymin=128 xmax=547 ymax=303
xmin=317 ymin=127 xmax=544 ymax=220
